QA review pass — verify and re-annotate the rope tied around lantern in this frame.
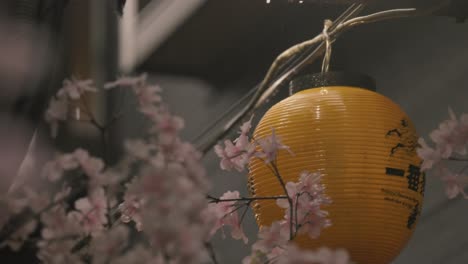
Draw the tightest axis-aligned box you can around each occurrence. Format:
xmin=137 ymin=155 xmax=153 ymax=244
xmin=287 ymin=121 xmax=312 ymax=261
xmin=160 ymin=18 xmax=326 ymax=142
xmin=288 ymin=19 xmax=333 ymax=96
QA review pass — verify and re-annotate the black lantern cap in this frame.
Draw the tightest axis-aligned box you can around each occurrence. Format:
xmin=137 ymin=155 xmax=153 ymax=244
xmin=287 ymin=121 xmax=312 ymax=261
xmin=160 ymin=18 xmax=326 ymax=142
xmin=290 ymin=71 xmax=376 ymax=93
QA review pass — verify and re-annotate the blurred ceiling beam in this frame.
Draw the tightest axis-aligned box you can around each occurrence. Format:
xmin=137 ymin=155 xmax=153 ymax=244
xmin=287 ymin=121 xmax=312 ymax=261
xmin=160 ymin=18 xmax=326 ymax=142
xmin=119 ymin=0 xmax=206 ymax=73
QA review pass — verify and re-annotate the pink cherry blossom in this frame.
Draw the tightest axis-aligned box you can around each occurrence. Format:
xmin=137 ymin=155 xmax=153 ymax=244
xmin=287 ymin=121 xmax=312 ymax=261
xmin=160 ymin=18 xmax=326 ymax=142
xmin=236 ymin=116 xmax=254 ymax=150
xmin=0 ymin=219 xmax=37 ymax=251
xmin=245 ymin=242 xmax=350 ymax=264
xmin=215 ymin=118 xmax=257 ymax=172
xmin=276 ymin=182 xmax=297 ymax=209
xmin=4 ymin=195 xmax=28 ymax=215
xmin=125 ymin=139 xmax=156 ymax=160
xmin=214 ymin=140 xmax=234 ymax=170
xmin=417 ymin=138 xmax=442 ymax=171
xmin=208 ymin=191 xmax=248 ymax=243
xmin=215 ymin=139 xmax=251 ymax=172
xmin=118 ymin=179 xmax=144 ymax=230
xmin=8 ymin=74 xmax=292 ymax=263
xmin=176 ymin=142 xmax=209 ymax=188
xmin=21 ymin=187 xmax=50 ymax=213
xmin=73 ymin=188 xmax=108 ymax=235
xmin=89 ymin=225 xmax=129 ymax=264
xmin=91 ymin=168 xmax=125 ymax=190
xmin=239 ymin=115 xmax=254 ymax=135
xmin=4 ymin=187 xmax=50 ymax=216
xmin=275 ymin=245 xmax=351 ymax=264
xmin=252 ymin=221 xmax=289 ymax=253
xmin=74 ymin=153 xmax=123 ymax=189
xmin=41 ymin=150 xmax=104 ymax=183
xmin=44 ymin=97 xmax=68 ymax=138
xmin=428 ymin=108 xmax=468 ymax=158
xmin=460 ymin=113 xmax=468 ymax=134
xmin=113 ymin=245 xmax=160 ymax=264
xmin=37 ymin=238 xmax=84 ymax=264
xmin=40 ymin=206 xmax=83 ymax=241
xmin=73 ymin=149 xmax=105 ymax=179
xmin=234 ymin=115 xmax=254 ymax=150
xmin=104 ymin=74 xmax=147 ymax=89
xmin=267 ymin=246 xmax=287 ymax=261
xmin=58 ymin=153 xmax=80 ymax=170
xmin=44 ymin=77 xmax=97 ymax=137
xmin=53 ymin=187 xmax=72 ymax=202
xmin=0 ymin=74 xmax=224 ymax=264
xmin=57 ymin=78 xmax=96 ymax=100
xmin=418 ymin=108 xmax=468 ymax=200
xmin=277 ymin=171 xmax=331 ymax=239
xmin=135 ymin=84 xmax=162 ymax=108
xmin=151 ymin=109 xmax=185 ymax=145
xmin=256 ymin=128 xmax=292 ymax=163
xmin=438 ymin=167 xmax=468 ymax=199
xmin=118 ymin=122 xmax=214 ymax=262
xmin=104 ymin=74 xmax=162 ymax=113
xmin=41 ymin=159 xmax=64 ymax=182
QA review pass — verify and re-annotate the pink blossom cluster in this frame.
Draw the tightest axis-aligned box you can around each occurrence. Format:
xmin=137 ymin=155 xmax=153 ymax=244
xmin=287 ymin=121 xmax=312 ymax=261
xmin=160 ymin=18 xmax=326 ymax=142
xmin=118 ymin=142 xmax=215 ymax=263
xmin=211 ymin=119 xmax=348 ymax=263
xmin=417 ymin=108 xmax=468 ymax=199
xmin=277 ymin=171 xmax=332 ymax=239
xmin=0 ymin=147 xmax=114 ymax=261
xmin=214 ymin=117 xmax=256 ymax=171
xmin=44 ymin=78 xmax=97 ymax=137
xmin=214 ymin=117 xmax=291 ymax=172
xmin=106 ymin=75 xmax=215 ymax=263
xmin=241 ymin=172 xmax=337 ymax=263
xmin=273 ymin=245 xmax=351 ymax=264
xmin=244 ymin=243 xmax=350 ymax=264
xmin=207 ymin=190 xmax=249 ymax=243
xmin=1 ymin=75 xmax=217 ymax=263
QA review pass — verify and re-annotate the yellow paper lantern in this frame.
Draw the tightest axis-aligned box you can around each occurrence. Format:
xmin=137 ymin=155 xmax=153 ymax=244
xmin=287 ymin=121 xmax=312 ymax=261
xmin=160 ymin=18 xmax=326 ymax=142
xmin=248 ymin=72 xmax=424 ymax=264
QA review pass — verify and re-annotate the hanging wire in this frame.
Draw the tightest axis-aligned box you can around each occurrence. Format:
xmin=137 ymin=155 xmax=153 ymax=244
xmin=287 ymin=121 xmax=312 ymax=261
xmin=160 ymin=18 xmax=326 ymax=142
xmin=190 ymin=86 xmax=257 ymax=143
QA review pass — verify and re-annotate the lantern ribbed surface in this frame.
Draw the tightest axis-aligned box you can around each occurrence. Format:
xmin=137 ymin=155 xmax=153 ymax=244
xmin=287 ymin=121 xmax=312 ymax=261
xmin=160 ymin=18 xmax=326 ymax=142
xmin=248 ymin=86 xmax=424 ymax=264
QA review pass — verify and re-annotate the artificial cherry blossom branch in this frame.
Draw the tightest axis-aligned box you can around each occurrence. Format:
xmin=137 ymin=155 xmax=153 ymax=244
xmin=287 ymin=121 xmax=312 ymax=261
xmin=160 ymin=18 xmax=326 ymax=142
xmin=77 ymin=96 xmax=125 ymax=164
xmin=0 ymin=179 xmax=85 ymax=243
xmin=213 ymin=118 xmax=331 ymax=249
xmin=239 ymin=201 xmax=252 ymax=227
xmin=268 ymin=161 xmax=294 ymax=240
xmin=418 ymin=108 xmax=468 ymax=199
